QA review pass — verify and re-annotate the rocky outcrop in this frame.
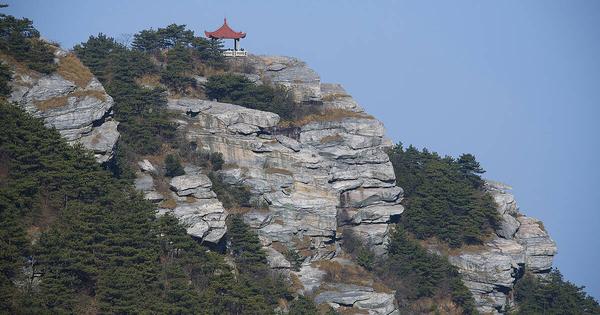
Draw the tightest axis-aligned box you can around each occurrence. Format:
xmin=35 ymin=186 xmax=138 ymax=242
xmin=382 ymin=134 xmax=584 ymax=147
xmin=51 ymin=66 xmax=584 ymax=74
xmin=5 ymin=48 xmax=119 ymax=163
xmin=167 ymin=56 xmax=402 ymax=313
xmin=244 ymin=55 xmax=322 ymax=103
xmin=168 ymin=55 xmax=556 ymax=314
xmin=133 ymin=160 xmax=228 ymax=244
xmin=443 ymin=181 xmax=557 ymax=314
xmin=320 ymin=83 xmax=364 ymax=112
xmin=315 ymin=284 xmax=398 ymax=315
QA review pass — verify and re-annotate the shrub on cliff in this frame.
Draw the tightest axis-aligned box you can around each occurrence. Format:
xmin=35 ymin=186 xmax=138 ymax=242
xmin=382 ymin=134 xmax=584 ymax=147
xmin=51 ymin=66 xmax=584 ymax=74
xmin=0 ymin=13 xmax=57 ymax=74
xmin=131 ymin=23 xmax=225 ymax=68
xmin=0 ymin=102 xmax=296 ymax=314
xmin=75 ymin=34 xmax=177 ymax=155
xmin=513 ymin=269 xmax=600 ymax=315
xmin=387 ymin=143 xmax=500 ymax=247
xmin=205 ymin=73 xmax=294 ymax=120
xmin=342 ymin=227 xmax=475 ymax=314
xmin=0 ymin=62 xmax=11 ymax=97
xmin=164 ymin=154 xmax=185 ymax=177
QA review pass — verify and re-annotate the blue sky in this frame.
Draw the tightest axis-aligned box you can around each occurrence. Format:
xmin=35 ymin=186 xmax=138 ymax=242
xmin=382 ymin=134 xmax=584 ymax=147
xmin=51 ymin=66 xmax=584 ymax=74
xmin=6 ymin=0 xmax=600 ymax=299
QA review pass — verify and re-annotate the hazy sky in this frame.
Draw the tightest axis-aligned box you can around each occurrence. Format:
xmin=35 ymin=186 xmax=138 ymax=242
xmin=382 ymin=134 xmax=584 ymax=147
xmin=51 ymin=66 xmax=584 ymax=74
xmin=6 ymin=0 xmax=600 ymax=299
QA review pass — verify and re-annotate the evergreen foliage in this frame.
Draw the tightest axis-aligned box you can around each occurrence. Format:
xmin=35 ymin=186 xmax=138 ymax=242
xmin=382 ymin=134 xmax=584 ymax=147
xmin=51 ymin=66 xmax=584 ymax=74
xmin=387 ymin=143 xmax=500 ymax=247
xmin=131 ymin=23 xmax=225 ymax=68
xmin=164 ymin=153 xmax=185 ymax=177
xmin=512 ymin=270 xmax=600 ymax=315
xmin=384 ymin=227 xmax=475 ymax=313
xmin=160 ymin=43 xmax=196 ymax=93
xmin=0 ymin=13 xmax=56 ymax=74
xmin=205 ymin=73 xmax=294 ymax=120
xmin=0 ymin=62 xmax=11 ymax=97
xmin=342 ymin=228 xmax=475 ymax=314
xmin=75 ymin=34 xmax=177 ymax=155
xmin=288 ymin=295 xmax=319 ymax=315
xmin=0 ymin=103 xmax=293 ymax=314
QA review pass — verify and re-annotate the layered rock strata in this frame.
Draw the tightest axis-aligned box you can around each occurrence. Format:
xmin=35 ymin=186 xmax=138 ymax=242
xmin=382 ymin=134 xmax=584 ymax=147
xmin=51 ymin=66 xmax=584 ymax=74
xmin=444 ymin=181 xmax=557 ymax=314
xmin=168 ymin=72 xmax=402 ymax=313
xmin=170 ymin=55 xmax=555 ymax=314
xmin=134 ymin=160 xmax=229 ymax=244
xmin=5 ymin=48 xmax=119 ymax=163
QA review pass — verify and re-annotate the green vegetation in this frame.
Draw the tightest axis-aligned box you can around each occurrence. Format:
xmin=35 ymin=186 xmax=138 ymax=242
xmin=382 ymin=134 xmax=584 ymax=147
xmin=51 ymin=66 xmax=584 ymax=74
xmin=164 ymin=153 xmax=185 ymax=177
xmin=131 ymin=23 xmax=224 ymax=68
xmin=205 ymin=73 xmax=295 ymax=120
xmin=0 ymin=13 xmax=56 ymax=74
xmin=161 ymin=43 xmax=196 ymax=93
xmin=175 ymin=139 xmax=250 ymax=209
xmin=384 ymin=227 xmax=475 ymax=313
xmin=226 ymin=215 xmax=292 ymax=313
xmin=0 ymin=62 xmax=11 ymax=97
xmin=342 ymin=228 xmax=475 ymax=314
xmin=75 ymin=34 xmax=176 ymax=155
xmin=512 ymin=270 xmax=600 ymax=315
xmin=0 ymin=102 xmax=296 ymax=314
xmin=288 ymin=295 xmax=319 ymax=315
xmin=74 ymin=24 xmax=225 ymax=156
xmin=209 ymin=172 xmax=251 ymax=209
xmin=387 ymin=143 xmax=500 ymax=247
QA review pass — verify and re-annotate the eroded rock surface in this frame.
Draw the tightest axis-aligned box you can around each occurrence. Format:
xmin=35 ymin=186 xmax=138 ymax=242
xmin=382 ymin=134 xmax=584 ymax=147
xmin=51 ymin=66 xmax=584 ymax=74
xmin=315 ymin=284 xmax=398 ymax=315
xmin=169 ymin=55 xmax=555 ymax=315
xmin=168 ymin=62 xmax=401 ymax=313
xmin=133 ymin=161 xmax=228 ymax=244
xmin=5 ymin=48 xmax=119 ymax=163
xmin=443 ymin=181 xmax=557 ymax=314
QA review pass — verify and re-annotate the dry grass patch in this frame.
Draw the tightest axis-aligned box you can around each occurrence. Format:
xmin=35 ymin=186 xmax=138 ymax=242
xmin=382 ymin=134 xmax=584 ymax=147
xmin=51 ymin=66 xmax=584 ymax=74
xmin=265 ymin=167 xmax=294 ymax=176
xmin=320 ymin=134 xmax=343 ymax=144
xmin=279 ymin=109 xmax=373 ymax=127
xmin=34 ymin=90 xmax=107 ymax=111
xmin=0 ymin=52 xmax=40 ymax=80
xmin=312 ymin=260 xmax=392 ymax=293
xmin=57 ymin=54 xmax=93 ymax=88
xmin=159 ymin=198 xmax=177 ymax=209
xmin=420 ymin=236 xmax=489 ymax=257
xmin=34 ymin=95 xmax=69 ymax=111
xmin=135 ymin=74 xmax=162 ymax=88
xmin=289 ymin=273 xmax=305 ymax=292
xmin=321 ymin=93 xmax=350 ymax=102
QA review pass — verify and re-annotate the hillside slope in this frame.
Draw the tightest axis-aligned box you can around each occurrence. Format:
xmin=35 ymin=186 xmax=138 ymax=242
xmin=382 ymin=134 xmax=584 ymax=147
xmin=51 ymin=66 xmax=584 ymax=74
xmin=2 ymin=14 xmax=599 ymax=315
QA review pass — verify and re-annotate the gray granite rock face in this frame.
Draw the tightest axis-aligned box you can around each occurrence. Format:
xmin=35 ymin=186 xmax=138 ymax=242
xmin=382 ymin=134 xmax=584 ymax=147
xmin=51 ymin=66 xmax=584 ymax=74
xmin=137 ymin=159 xmax=155 ymax=173
xmin=5 ymin=49 xmax=119 ymax=163
xmin=440 ymin=180 xmax=557 ymax=314
xmin=170 ymin=174 xmax=213 ymax=196
xmin=314 ymin=284 xmax=398 ymax=315
xmin=514 ymin=216 xmax=557 ymax=273
xmin=133 ymin=165 xmax=228 ymax=244
xmin=170 ymin=59 xmax=402 ymax=313
xmin=244 ymin=55 xmax=322 ymax=103
xmin=320 ymin=83 xmax=364 ymax=112
xmin=188 ymin=55 xmax=555 ymax=315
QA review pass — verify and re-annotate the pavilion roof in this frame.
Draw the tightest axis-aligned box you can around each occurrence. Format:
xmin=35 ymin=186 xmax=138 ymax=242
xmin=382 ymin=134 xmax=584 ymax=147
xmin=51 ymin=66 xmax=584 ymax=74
xmin=205 ymin=18 xmax=246 ymax=39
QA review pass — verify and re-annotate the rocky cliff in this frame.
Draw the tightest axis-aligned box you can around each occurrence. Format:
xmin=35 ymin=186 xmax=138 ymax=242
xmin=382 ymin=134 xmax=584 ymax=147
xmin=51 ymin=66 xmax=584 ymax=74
xmin=158 ymin=55 xmax=557 ymax=314
xmin=5 ymin=47 xmax=119 ymax=163
xmin=6 ymin=47 xmax=557 ymax=314
xmin=442 ymin=181 xmax=557 ymax=314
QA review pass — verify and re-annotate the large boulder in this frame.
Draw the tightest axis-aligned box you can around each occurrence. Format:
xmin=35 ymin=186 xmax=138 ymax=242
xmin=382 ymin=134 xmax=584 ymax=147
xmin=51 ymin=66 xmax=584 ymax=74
xmin=314 ymin=284 xmax=398 ymax=315
xmin=6 ymin=49 xmax=119 ymax=163
xmin=170 ymin=174 xmax=213 ymax=196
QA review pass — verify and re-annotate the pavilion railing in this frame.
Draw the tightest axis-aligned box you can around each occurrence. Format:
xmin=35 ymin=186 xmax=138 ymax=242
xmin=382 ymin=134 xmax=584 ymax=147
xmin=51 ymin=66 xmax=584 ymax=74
xmin=223 ymin=50 xmax=247 ymax=57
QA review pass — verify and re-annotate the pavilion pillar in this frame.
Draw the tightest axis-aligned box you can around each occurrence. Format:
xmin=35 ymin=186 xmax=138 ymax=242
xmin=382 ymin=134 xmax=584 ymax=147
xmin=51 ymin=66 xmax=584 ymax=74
xmin=234 ymin=39 xmax=238 ymax=51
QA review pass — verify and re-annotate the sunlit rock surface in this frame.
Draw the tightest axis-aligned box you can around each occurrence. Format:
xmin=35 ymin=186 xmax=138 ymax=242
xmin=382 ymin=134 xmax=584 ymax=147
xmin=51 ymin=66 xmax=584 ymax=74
xmin=6 ymin=48 xmax=119 ymax=163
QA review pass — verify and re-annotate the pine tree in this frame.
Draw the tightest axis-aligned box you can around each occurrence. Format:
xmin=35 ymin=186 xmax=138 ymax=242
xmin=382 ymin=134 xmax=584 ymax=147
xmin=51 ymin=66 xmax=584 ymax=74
xmin=165 ymin=154 xmax=185 ymax=177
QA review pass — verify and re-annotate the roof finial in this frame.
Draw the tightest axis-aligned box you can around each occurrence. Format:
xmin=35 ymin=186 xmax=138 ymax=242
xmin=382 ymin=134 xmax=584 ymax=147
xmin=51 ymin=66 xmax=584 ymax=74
xmin=224 ymin=17 xmax=227 ymax=24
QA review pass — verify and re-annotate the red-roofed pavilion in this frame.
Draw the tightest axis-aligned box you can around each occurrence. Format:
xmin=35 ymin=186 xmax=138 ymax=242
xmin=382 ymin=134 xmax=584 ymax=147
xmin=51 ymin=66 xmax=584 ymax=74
xmin=205 ymin=18 xmax=247 ymax=57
